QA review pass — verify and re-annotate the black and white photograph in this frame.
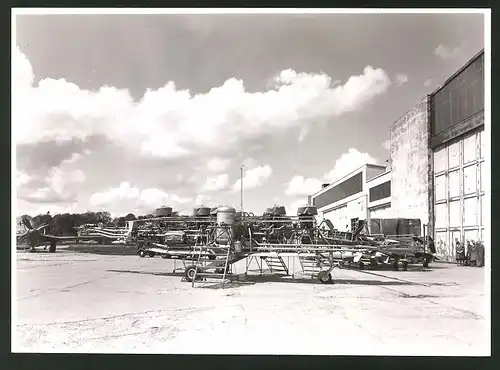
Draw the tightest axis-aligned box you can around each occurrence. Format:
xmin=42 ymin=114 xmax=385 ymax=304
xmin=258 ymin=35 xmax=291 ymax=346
xmin=12 ymin=9 xmax=490 ymax=356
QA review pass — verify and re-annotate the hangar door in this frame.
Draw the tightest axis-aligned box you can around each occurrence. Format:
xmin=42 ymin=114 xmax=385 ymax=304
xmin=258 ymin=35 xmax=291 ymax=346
xmin=433 ymin=128 xmax=485 ymax=261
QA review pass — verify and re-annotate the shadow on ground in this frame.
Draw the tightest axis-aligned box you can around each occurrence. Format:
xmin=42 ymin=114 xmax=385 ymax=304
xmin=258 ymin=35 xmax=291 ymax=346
xmin=107 ymin=269 xmax=416 ymax=287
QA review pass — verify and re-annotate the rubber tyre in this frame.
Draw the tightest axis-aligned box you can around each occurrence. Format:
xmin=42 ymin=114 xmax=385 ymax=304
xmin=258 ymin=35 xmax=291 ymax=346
xmin=402 ymin=261 xmax=409 ymax=271
xmin=215 ymin=265 xmax=230 ymax=274
xmin=48 ymin=243 xmax=57 ymax=253
xmin=184 ymin=265 xmax=198 ymax=282
xmin=358 ymin=262 xmax=365 ymax=270
xmin=423 ymin=259 xmax=430 ymax=268
xmin=161 ymin=254 xmax=170 ymax=259
xmin=319 ymin=272 xmax=333 ymax=284
xmin=138 ymin=250 xmax=146 ymax=258
xmin=208 ymin=254 xmax=216 ymax=260
xmin=148 ymin=252 xmax=155 ymax=258
xmin=393 ymin=261 xmax=399 ymax=271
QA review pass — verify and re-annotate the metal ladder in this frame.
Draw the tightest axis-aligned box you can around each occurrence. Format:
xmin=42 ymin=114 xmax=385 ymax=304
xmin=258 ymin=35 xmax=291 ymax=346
xmin=298 ymin=252 xmax=322 ymax=278
xmin=191 ymin=245 xmax=232 ymax=288
xmin=190 ymin=225 xmax=234 ymax=288
xmin=263 ymin=253 xmax=289 ymax=275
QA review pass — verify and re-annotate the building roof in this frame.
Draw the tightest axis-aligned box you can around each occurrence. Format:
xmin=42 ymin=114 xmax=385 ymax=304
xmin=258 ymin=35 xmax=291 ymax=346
xmin=310 ymin=163 xmax=385 ymax=197
xmin=430 ymin=48 xmax=484 ymax=97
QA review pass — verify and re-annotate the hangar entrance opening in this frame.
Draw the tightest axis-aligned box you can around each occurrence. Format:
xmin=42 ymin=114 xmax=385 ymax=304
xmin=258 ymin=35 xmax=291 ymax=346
xmin=433 ymin=128 xmax=485 ymax=261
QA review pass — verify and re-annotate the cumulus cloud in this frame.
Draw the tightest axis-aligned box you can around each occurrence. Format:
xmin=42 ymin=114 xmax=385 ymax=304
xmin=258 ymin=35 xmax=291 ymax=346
xmin=16 ymin=134 xmax=106 ymax=175
xmin=16 ymin=171 xmax=31 ymax=187
xmin=171 ymin=194 xmax=193 ymax=204
xmin=26 ymin=187 xmax=52 ymax=201
xmin=324 ymin=148 xmax=379 ymax=181
xmin=424 ymin=79 xmax=435 ymax=88
xmin=17 ymin=165 xmax=87 ymax=205
xmin=395 ymin=73 xmax=409 ymax=87
xmin=17 ymin=198 xmax=81 ymax=217
xmin=285 ymin=175 xmax=323 ymax=196
xmin=206 ymin=157 xmax=231 ymax=172
xmin=89 ymin=182 xmax=192 ymax=214
xmin=195 ymin=194 xmax=211 ymax=206
xmin=90 ymin=182 xmax=141 ymax=207
xmin=13 ymin=47 xmax=391 ymax=159
xmin=434 ymin=43 xmax=466 ymax=60
xmin=200 ymin=174 xmax=230 ymax=192
xmin=49 ymin=168 xmax=86 ymax=194
xmin=286 ymin=198 xmax=309 ymax=216
xmin=138 ymin=187 xmax=169 ymax=209
xmin=283 ymin=148 xmax=381 ymax=199
xmin=232 ymin=165 xmax=272 ymax=192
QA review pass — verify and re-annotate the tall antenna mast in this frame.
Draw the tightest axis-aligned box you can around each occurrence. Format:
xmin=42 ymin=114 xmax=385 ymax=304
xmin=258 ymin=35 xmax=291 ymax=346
xmin=240 ymin=165 xmax=244 ymax=219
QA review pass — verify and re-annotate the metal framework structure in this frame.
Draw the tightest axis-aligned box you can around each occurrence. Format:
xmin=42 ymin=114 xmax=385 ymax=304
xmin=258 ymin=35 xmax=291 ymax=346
xmin=127 ymin=211 xmax=436 ymax=288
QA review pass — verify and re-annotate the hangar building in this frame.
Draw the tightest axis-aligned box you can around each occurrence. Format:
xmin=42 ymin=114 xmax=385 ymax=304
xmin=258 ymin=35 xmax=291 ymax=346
xmin=309 ymin=49 xmax=485 ymax=262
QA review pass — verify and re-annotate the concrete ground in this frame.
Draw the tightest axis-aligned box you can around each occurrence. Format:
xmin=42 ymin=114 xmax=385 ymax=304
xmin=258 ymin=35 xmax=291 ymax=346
xmin=14 ymin=248 xmax=489 ymax=355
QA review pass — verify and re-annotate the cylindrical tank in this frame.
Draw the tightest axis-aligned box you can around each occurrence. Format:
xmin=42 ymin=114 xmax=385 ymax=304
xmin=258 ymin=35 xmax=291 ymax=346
xmin=193 ymin=206 xmax=211 ymax=217
xmin=272 ymin=205 xmax=287 ymax=216
xmin=263 ymin=207 xmax=273 ymax=218
xmin=217 ymin=206 xmax=236 ymax=226
xmin=297 ymin=205 xmax=318 ymax=216
xmin=216 ymin=206 xmax=236 ymax=245
xmin=297 ymin=205 xmax=317 ymax=229
xmin=154 ymin=206 xmax=173 ymax=217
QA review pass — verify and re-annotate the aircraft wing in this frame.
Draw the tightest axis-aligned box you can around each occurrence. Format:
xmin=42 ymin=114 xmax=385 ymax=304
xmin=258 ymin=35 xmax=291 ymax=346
xmin=42 ymin=234 xmax=109 ymax=242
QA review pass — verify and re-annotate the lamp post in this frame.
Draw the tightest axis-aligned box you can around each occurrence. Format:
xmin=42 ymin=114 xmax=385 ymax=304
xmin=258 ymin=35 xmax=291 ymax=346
xmin=240 ymin=165 xmax=245 ymax=219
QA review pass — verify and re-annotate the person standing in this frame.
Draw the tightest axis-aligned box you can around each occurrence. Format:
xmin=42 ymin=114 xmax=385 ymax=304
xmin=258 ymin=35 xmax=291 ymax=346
xmin=455 ymin=238 xmax=465 ymax=266
xmin=465 ymin=240 xmax=473 ymax=266
xmin=470 ymin=241 xmax=479 ymax=267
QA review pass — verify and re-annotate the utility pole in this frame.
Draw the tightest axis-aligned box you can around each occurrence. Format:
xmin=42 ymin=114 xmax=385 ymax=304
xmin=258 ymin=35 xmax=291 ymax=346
xmin=240 ymin=165 xmax=244 ymax=219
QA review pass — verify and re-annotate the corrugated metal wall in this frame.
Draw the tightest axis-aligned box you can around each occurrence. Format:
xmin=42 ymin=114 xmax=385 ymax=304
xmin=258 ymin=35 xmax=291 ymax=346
xmin=433 ymin=127 xmax=485 ymax=261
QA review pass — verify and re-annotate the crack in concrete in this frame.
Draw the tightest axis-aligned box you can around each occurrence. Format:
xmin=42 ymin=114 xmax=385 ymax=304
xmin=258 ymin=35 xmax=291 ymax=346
xmin=17 ymin=306 xmax=212 ymax=327
xmin=378 ymin=285 xmax=484 ymax=320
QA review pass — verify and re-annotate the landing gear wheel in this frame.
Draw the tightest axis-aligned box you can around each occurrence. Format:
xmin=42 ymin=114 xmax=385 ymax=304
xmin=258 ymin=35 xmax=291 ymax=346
xmin=184 ymin=265 xmax=199 ymax=282
xmin=393 ymin=261 xmax=400 ymax=271
xmin=215 ymin=265 xmax=230 ymax=274
xmin=402 ymin=261 xmax=409 ymax=271
xmin=161 ymin=254 xmax=170 ymax=259
xmin=138 ymin=250 xmax=146 ymax=258
xmin=148 ymin=252 xmax=155 ymax=258
xmin=358 ymin=262 xmax=365 ymax=270
xmin=318 ymin=272 xmax=333 ymax=284
xmin=208 ymin=254 xmax=216 ymax=260
xmin=48 ymin=242 xmax=57 ymax=253
xmin=423 ymin=259 xmax=430 ymax=268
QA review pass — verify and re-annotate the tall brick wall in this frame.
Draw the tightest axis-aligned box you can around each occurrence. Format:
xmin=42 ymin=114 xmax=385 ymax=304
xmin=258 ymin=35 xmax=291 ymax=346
xmin=390 ymin=96 xmax=431 ymax=228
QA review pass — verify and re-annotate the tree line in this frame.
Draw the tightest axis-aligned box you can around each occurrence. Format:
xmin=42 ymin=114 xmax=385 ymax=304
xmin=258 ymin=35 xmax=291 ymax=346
xmin=18 ymin=211 xmax=157 ymax=236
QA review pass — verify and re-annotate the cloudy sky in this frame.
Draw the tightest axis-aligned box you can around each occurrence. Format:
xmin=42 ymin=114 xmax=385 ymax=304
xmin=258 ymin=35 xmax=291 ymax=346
xmin=13 ymin=12 xmax=485 ymax=217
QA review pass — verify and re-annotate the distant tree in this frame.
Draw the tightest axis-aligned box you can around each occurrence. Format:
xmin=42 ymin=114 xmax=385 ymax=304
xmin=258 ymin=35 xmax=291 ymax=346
xmin=96 ymin=211 xmax=112 ymax=225
xmin=114 ymin=217 xmax=126 ymax=227
xmin=124 ymin=213 xmax=136 ymax=221
xmin=53 ymin=213 xmax=76 ymax=235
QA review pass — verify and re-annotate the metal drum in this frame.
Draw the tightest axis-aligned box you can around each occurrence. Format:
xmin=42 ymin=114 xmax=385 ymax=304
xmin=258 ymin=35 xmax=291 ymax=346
xmin=297 ymin=205 xmax=317 ymax=229
xmin=154 ymin=206 xmax=173 ymax=217
xmin=297 ymin=205 xmax=318 ymax=216
xmin=216 ymin=206 xmax=236 ymax=245
xmin=193 ymin=206 xmax=211 ymax=217
xmin=272 ymin=205 xmax=287 ymax=216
